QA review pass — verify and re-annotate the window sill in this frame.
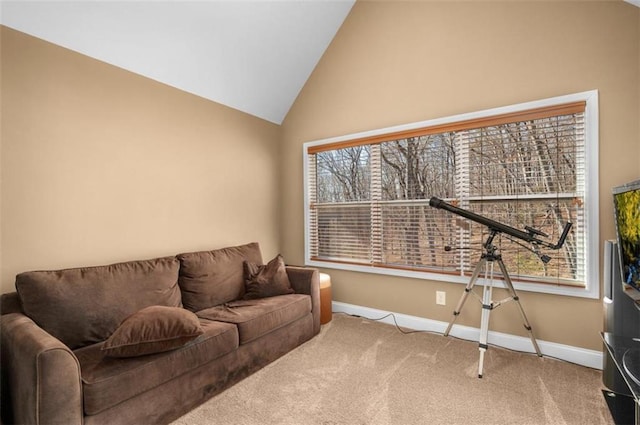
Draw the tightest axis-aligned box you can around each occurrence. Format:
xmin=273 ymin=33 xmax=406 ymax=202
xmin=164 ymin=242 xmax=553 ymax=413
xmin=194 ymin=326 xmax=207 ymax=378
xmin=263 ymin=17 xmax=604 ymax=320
xmin=306 ymin=259 xmax=599 ymax=300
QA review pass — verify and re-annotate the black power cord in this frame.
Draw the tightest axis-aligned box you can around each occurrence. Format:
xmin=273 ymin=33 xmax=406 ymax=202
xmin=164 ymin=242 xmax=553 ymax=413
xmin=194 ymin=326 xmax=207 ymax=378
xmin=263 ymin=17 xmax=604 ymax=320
xmin=333 ymin=311 xmax=599 ymax=370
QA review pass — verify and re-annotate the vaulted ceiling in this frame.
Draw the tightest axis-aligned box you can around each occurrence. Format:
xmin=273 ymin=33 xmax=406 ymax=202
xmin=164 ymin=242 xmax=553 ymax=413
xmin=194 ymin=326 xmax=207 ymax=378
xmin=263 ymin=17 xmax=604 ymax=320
xmin=1 ymin=1 xmax=355 ymax=124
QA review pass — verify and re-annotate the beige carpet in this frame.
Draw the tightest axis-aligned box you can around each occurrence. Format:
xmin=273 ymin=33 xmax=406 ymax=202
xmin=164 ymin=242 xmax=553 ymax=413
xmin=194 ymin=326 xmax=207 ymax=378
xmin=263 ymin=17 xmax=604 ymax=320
xmin=172 ymin=314 xmax=614 ymax=425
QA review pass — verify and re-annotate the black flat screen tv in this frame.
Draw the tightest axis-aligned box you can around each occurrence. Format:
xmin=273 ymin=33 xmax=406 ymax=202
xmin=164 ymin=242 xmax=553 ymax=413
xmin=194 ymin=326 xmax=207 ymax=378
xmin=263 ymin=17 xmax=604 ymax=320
xmin=613 ymin=179 xmax=640 ymax=303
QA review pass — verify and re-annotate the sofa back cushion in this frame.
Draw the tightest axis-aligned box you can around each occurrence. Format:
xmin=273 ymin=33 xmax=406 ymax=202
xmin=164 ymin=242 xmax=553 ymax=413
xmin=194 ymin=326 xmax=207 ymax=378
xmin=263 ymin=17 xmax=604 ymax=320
xmin=0 ymin=292 xmax=22 ymax=315
xmin=177 ymin=242 xmax=263 ymax=312
xmin=16 ymin=256 xmax=181 ymax=349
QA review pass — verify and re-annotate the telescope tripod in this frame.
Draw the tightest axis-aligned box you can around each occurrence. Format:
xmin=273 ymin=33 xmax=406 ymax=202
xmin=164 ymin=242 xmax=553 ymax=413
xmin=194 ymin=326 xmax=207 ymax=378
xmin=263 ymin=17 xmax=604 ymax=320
xmin=444 ymin=230 xmax=542 ymax=378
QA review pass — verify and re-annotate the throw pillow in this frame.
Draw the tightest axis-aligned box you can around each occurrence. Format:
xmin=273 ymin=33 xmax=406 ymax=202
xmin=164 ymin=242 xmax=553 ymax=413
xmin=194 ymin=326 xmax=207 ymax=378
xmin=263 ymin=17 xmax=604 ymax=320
xmin=101 ymin=305 xmax=203 ymax=358
xmin=242 ymin=254 xmax=294 ymax=300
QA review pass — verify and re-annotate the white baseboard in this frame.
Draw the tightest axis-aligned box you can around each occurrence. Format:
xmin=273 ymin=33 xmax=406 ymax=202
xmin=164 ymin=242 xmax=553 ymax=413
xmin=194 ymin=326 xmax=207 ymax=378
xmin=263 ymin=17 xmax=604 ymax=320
xmin=331 ymin=301 xmax=603 ymax=370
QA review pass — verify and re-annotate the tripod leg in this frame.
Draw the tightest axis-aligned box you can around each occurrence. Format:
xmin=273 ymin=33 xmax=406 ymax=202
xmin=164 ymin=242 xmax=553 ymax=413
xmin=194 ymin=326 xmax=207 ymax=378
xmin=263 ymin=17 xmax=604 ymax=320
xmin=444 ymin=258 xmax=485 ymax=337
xmin=478 ymin=346 xmax=487 ymax=379
xmin=477 ymin=261 xmax=495 ymax=378
xmin=496 ymin=258 xmax=542 ymax=357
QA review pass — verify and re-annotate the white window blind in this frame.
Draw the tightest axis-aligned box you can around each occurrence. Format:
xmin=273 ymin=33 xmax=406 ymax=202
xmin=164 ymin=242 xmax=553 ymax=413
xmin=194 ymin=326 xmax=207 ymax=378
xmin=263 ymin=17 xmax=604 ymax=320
xmin=305 ymin=92 xmax=597 ymax=293
xmin=454 ymin=112 xmax=585 ymax=284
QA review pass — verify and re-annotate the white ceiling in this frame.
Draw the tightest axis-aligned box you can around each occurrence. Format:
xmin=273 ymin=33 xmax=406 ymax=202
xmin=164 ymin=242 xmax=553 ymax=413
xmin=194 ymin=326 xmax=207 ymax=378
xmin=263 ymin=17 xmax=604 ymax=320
xmin=0 ymin=0 xmax=355 ymax=124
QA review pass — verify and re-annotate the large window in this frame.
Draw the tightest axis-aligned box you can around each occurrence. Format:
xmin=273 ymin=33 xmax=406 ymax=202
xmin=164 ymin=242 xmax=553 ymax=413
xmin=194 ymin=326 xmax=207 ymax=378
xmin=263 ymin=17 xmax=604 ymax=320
xmin=304 ymin=91 xmax=599 ymax=298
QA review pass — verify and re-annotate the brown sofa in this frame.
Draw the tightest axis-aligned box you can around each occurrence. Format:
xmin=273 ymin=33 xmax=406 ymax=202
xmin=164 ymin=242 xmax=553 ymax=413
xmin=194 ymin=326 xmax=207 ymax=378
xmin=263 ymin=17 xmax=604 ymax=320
xmin=0 ymin=242 xmax=320 ymax=425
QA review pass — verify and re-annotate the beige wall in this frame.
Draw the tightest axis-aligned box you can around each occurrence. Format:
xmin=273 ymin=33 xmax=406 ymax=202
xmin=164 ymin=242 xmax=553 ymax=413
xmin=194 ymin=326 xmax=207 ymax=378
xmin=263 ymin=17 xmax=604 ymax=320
xmin=1 ymin=2 xmax=639 ymax=352
xmin=0 ymin=26 xmax=282 ymax=294
xmin=281 ymin=1 xmax=640 ymax=351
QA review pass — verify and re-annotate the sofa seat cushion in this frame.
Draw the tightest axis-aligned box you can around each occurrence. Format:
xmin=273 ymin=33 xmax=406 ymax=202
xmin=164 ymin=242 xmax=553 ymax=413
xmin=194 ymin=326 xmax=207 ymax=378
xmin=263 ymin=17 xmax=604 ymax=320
xmin=195 ymin=294 xmax=311 ymax=345
xmin=75 ymin=319 xmax=238 ymax=416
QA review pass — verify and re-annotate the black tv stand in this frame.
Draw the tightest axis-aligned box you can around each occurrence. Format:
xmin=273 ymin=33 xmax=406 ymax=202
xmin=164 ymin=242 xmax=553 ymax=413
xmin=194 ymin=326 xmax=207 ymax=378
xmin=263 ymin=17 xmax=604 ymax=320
xmin=602 ymin=333 xmax=640 ymax=425
xmin=624 ymin=348 xmax=640 ymax=387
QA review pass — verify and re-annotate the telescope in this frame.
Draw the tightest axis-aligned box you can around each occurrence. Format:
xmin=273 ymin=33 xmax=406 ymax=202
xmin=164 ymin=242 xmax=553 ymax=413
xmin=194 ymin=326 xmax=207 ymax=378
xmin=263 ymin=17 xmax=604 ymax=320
xmin=430 ymin=197 xmax=572 ymax=377
xmin=428 ymin=197 xmax=572 ymax=251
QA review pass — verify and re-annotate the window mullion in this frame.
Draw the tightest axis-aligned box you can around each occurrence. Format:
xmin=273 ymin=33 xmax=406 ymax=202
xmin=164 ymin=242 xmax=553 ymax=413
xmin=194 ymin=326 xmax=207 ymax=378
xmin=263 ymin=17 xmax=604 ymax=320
xmin=370 ymin=144 xmax=383 ymax=264
xmin=308 ymin=153 xmax=318 ymax=259
xmin=455 ymin=130 xmax=471 ymax=276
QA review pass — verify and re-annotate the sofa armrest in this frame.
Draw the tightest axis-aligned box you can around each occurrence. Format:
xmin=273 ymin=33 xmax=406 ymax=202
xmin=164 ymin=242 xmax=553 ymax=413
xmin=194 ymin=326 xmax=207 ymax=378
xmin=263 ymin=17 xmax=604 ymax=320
xmin=1 ymin=313 xmax=83 ymax=425
xmin=286 ymin=266 xmax=320 ymax=335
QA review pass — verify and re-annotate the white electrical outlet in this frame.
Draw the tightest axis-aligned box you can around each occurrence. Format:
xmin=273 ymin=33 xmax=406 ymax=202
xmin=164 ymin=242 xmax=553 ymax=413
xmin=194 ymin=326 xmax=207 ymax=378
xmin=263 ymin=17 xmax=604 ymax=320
xmin=436 ymin=291 xmax=446 ymax=305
